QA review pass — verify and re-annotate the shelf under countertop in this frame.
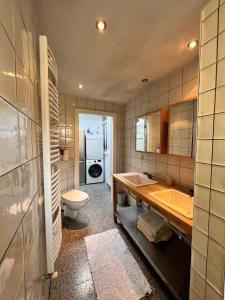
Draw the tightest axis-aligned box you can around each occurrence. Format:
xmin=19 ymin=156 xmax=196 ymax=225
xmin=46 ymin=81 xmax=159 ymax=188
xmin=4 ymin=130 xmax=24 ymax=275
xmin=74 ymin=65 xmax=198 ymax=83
xmin=116 ymin=206 xmax=191 ymax=300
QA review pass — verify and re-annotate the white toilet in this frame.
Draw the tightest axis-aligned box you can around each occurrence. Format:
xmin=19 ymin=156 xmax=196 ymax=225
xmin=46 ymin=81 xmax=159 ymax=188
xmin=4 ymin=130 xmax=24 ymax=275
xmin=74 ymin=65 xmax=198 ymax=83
xmin=62 ymin=189 xmax=90 ymax=219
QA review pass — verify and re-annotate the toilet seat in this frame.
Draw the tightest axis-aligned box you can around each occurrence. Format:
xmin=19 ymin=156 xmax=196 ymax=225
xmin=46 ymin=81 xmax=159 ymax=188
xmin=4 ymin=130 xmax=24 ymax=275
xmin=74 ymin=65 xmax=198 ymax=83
xmin=62 ymin=189 xmax=89 ymax=204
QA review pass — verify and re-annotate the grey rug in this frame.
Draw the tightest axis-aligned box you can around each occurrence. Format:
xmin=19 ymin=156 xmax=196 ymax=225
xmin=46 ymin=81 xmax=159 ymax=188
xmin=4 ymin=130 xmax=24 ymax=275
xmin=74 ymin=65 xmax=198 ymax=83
xmin=85 ymin=228 xmax=152 ymax=300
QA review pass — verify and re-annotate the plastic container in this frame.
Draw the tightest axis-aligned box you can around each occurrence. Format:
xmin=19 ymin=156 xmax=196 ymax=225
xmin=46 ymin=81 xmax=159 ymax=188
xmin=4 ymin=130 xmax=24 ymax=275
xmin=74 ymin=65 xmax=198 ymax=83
xmin=117 ymin=193 xmax=127 ymax=206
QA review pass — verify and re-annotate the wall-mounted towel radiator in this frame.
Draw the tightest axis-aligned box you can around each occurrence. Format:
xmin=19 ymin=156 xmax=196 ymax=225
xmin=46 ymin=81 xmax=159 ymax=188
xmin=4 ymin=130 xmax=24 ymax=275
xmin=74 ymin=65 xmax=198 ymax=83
xmin=39 ymin=35 xmax=62 ymax=274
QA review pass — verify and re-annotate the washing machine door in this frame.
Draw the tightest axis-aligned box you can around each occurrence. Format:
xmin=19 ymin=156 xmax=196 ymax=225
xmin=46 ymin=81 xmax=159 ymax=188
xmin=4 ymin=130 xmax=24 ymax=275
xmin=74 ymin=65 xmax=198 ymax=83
xmin=88 ymin=164 xmax=103 ymax=178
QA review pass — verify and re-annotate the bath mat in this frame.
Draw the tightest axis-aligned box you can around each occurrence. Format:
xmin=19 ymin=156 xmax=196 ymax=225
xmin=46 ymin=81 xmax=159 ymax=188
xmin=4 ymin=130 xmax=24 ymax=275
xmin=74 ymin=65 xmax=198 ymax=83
xmin=85 ymin=228 xmax=152 ymax=300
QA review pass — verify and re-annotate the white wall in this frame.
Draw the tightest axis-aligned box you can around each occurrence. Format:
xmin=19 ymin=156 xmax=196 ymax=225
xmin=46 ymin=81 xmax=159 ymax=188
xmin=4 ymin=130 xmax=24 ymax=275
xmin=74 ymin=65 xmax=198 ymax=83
xmin=79 ymin=114 xmax=103 ymax=135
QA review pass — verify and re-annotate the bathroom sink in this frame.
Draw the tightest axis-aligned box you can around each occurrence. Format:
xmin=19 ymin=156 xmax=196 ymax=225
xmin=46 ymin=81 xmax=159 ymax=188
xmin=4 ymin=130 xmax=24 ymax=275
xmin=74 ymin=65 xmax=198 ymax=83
xmin=149 ymin=189 xmax=193 ymax=219
xmin=122 ymin=173 xmax=157 ymax=187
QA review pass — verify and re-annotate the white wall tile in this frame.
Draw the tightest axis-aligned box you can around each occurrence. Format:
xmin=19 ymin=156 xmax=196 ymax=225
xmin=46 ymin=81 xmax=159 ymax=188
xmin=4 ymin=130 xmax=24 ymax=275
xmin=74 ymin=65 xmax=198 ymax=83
xmin=0 ymin=23 xmax=16 ymax=105
xmin=0 ymin=99 xmax=20 ymax=176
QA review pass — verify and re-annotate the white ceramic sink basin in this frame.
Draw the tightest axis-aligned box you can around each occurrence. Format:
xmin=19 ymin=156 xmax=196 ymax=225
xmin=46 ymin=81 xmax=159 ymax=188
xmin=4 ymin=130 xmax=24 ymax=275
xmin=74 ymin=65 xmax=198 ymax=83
xmin=149 ymin=189 xmax=193 ymax=219
xmin=122 ymin=173 xmax=157 ymax=187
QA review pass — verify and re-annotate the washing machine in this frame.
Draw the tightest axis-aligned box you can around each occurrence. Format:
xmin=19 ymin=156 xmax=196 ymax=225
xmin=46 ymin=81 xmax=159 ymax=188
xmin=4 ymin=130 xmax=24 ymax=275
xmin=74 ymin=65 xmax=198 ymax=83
xmin=86 ymin=159 xmax=104 ymax=184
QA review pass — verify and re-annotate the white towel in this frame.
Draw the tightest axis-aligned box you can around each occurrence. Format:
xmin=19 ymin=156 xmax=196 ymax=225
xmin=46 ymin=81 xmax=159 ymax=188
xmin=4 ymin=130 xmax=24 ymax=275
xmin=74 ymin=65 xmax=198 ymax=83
xmin=137 ymin=211 xmax=172 ymax=243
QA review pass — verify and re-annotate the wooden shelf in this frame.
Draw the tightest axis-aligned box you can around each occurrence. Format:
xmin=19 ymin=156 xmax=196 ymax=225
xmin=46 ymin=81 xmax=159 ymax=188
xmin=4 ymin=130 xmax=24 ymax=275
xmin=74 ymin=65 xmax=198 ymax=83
xmin=116 ymin=207 xmax=191 ymax=300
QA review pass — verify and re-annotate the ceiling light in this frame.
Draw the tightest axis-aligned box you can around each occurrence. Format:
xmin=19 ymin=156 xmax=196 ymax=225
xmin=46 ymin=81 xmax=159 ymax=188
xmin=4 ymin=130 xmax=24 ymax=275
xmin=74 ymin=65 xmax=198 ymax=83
xmin=78 ymin=84 xmax=83 ymax=89
xmin=142 ymin=78 xmax=148 ymax=83
xmin=96 ymin=19 xmax=107 ymax=32
xmin=187 ymin=40 xmax=198 ymax=49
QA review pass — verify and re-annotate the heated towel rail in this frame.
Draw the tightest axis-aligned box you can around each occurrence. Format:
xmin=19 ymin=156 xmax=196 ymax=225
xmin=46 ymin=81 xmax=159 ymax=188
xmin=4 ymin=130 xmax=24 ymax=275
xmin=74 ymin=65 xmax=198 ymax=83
xmin=40 ymin=35 xmax=62 ymax=274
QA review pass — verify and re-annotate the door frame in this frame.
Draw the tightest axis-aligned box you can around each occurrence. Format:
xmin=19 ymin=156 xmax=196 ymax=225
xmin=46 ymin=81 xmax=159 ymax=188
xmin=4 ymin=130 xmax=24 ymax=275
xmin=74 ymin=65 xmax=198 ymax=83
xmin=74 ymin=108 xmax=117 ymax=188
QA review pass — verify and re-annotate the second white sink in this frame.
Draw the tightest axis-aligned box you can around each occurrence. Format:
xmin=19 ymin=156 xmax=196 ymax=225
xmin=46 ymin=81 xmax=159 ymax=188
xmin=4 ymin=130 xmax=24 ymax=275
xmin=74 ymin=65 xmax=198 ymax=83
xmin=122 ymin=173 xmax=157 ymax=187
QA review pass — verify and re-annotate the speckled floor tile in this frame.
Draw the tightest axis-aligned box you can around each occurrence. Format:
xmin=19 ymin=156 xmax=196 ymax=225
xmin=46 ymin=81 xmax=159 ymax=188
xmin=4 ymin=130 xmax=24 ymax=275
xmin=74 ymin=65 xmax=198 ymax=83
xmin=50 ymin=183 xmax=173 ymax=300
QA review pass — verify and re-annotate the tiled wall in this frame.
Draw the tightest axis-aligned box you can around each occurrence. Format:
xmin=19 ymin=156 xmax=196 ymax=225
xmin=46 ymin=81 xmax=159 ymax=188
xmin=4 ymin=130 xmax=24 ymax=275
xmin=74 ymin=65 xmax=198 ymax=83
xmin=56 ymin=160 xmax=74 ymax=193
xmin=0 ymin=0 xmax=48 ymax=299
xmin=190 ymin=0 xmax=225 ymax=299
xmin=124 ymin=58 xmax=198 ymax=188
xmin=57 ymin=94 xmax=124 ymax=188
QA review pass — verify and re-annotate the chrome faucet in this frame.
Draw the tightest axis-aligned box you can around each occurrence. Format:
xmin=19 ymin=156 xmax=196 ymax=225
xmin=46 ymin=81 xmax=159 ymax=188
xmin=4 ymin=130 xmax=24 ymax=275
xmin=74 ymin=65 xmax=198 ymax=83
xmin=143 ymin=172 xmax=155 ymax=180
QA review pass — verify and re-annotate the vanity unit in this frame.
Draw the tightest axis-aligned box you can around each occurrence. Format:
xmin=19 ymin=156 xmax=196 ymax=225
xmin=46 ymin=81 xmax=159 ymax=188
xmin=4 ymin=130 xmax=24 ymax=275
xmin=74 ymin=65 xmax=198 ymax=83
xmin=112 ymin=172 xmax=193 ymax=300
xmin=114 ymin=98 xmax=197 ymax=299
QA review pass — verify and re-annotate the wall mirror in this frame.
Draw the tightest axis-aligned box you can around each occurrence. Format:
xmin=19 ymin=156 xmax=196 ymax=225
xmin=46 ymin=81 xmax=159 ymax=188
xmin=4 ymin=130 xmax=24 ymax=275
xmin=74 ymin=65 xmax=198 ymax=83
xmin=168 ymin=100 xmax=197 ymax=157
xmin=135 ymin=109 xmax=168 ymax=154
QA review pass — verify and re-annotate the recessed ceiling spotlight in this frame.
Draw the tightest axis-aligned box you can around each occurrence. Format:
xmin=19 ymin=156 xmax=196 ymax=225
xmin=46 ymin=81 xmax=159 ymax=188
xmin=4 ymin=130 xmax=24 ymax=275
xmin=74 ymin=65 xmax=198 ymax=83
xmin=142 ymin=78 xmax=148 ymax=83
xmin=187 ymin=40 xmax=198 ymax=49
xmin=78 ymin=83 xmax=83 ymax=89
xmin=96 ymin=19 xmax=107 ymax=32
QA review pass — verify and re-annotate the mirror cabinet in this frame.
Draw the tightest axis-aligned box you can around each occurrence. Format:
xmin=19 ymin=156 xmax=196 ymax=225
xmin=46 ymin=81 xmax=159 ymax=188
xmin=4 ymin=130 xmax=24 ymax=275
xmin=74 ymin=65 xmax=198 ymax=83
xmin=136 ymin=109 xmax=169 ymax=154
xmin=135 ymin=100 xmax=197 ymax=157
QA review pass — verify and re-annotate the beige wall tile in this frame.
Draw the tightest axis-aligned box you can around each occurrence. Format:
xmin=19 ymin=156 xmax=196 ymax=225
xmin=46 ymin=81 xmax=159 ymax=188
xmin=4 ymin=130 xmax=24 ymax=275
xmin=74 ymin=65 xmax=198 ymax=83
xmin=199 ymin=63 xmax=216 ymax=93
xmin=198 ymin=89 xmax=215 ymax=116
xmin=195 ymin=185 xmax=210 ymax=210
xmin=183 ymin=78 xmax=198 ymax=101
xmin=201 ymin=0 xmax=219 ymax=21
xmin=183 ymin=59 xmax=198 ymax=83
xmin=191 ymin=249 xmax=207 ymax=278
xmin=197 ymin=115 xmax=214 ymax=139
xmin=0 ymin=0 xmax=14 ymax=44
xmin=193 ymin=207 xmax=209 ymax=234
xmin=209 ymin=214 xmax=225 ymax=246
xmin=201 ymin=11 xmax=218 ymax=45
xmin=205 ymin=282 xmax=223 ymax=300
xmin=190 ymin=269 xmax=206 ymax=297
xmin=206 ymin=260 xmax=224 ymax=295
xmin=150 ymin=81 xmax=158 ymax=98
xmin=214 ymin=112 xmax=225 ymax=138
xmin=217 ymin=58 xmax=225 ymax=87
xmin=180 ymin=157 xmax=195 ymax=169
xmin=211 ymin=165 xmax=225 ymax=192
xmin=200 ymin=37 xmax=217 ymax=69
xmin=195 ymin=163 xmax=211 ymax=187
xmin=189 ymin=286 xmax=204 ymax=300
xmin=169 ymin=70 xmax=183 ymax=89
xmin=158 ymin=76 xmax=169 ymax=94
xmin=192 ymin=228 xmax=208 ymax=256
xmin=180 ymin=167 xmax=194 ymax=187
xmin=168 ymin=86 xmax=183 ymax=104
xmin=219 ymin=3 xmax=225 ymax=33
xmin=215 ymin=85 xmax=225 ymax=113
xmin=168 ymin=155 xmax=181 ymax=166
xmin=86 ymin=98 xmax=96 ymax=110
xmin=218 ymin=31 xmax=225 ymax=60
xmin=210 ymin=189 xmax=225 ymax=219
xmin=208 ymin=237 xmax=225 ymax=269
xmin=213 ymin=140 xmax=225 ymax=165
xmin=196 ymin=140 xmax=212 ymax=164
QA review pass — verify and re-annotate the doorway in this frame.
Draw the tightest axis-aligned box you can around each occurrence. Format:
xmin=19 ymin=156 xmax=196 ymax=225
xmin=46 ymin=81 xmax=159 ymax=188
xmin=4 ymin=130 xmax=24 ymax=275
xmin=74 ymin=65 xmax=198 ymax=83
xmin=74 ymin=109 xmax=116 ymax=188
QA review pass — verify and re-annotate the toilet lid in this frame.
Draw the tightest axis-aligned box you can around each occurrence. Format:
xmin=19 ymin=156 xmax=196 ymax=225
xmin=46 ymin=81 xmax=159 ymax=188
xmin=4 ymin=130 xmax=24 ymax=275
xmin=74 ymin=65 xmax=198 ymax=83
xmin=62 ymin=189 xmax=89 ymax=202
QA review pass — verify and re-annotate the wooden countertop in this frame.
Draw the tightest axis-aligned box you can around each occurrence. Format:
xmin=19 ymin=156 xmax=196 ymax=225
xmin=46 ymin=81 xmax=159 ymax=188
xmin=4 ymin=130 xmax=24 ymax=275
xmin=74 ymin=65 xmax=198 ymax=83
xmin=112 ymin=173 xmax=193 ymax=234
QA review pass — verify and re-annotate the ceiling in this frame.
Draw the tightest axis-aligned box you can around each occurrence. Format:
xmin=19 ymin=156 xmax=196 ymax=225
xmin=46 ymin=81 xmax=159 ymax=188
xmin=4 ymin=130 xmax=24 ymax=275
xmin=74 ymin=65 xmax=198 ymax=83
xmin=37 ymin=0 xmax=207 ymax=103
